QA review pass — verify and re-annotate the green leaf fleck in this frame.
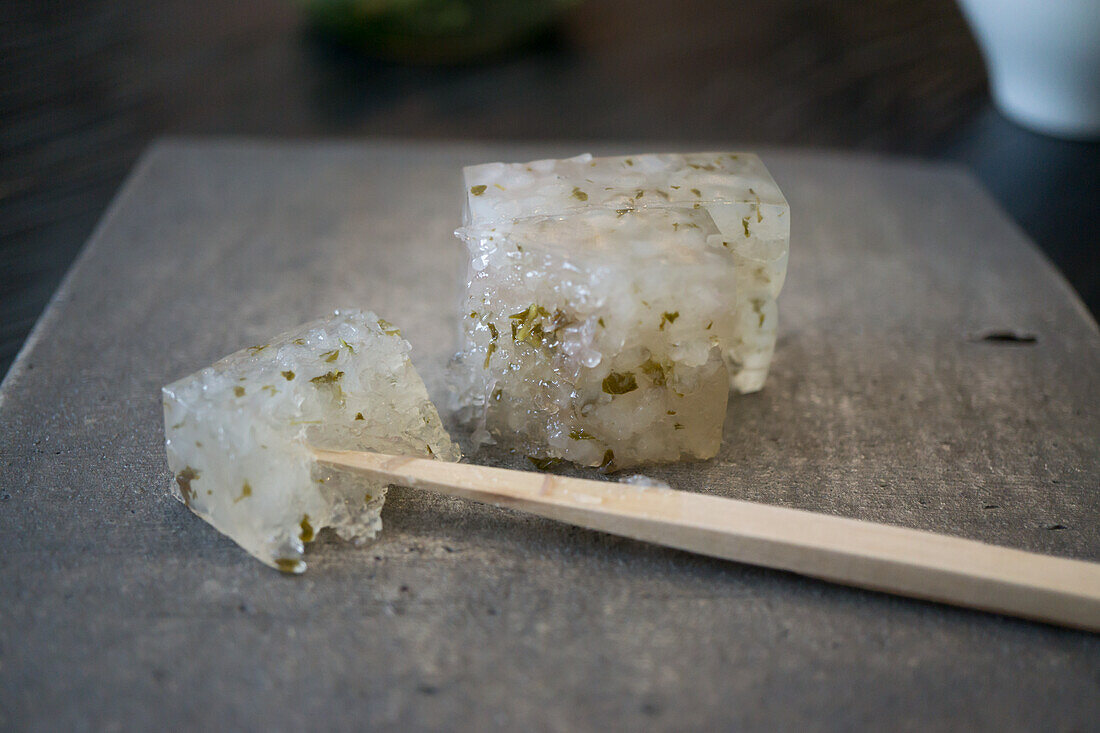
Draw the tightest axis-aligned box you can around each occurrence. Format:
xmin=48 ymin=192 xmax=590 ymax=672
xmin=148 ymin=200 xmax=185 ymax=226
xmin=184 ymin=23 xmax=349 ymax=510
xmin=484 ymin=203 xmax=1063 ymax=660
xmin=602 ymin=371 xmax=638 ymax=395
xmin=275 ymin=558 xmax=303 ymax=574
xmin=640 ymin=359 xmax=668 ymax=387
xmin=548 ymin=308 xmax=575 ymax=334
xmin=470 ymin=185 xmax=487 ymax=196
xmin=310 ymin=371 xmax=344 ymax=385
xmin=572 ymin=187 xmax=588 ymax=201
xmin=527 ymin=456 xmax=562 ymax=471
xmin=751 ymin=298 xmax=766 ymax=327
xmin=508 ymin=304 xmax=553 ymax=349
xmin=176 ymin=466 xmax=200 ymax=507
xmin=282 ymin=370 xmax=296 ymax=380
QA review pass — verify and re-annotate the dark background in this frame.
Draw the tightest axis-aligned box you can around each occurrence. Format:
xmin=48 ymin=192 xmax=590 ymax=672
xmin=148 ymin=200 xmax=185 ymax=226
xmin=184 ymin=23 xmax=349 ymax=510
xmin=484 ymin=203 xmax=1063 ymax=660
xmin=3 ymin=0 xmax=1098 ymax=378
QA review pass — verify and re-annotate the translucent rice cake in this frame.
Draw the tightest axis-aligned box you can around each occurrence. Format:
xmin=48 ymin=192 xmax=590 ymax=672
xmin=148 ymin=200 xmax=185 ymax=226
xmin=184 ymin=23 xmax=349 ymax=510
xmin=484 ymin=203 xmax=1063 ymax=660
xmin=452 ymin=152 xmax=788 ymax=470
xmin=453 ymin=205 xmax=738 ymax=470
xmin=461 ymin=151 xmax=789 ymax=393
xmin=163 ymin=310 xmax=459 ymax=572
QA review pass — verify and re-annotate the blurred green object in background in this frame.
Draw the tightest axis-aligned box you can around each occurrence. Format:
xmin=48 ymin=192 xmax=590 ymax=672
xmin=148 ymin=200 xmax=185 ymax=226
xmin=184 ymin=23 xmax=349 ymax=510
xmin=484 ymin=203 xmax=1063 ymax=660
xmin=296 ymin=0 xmax=581 ymax=63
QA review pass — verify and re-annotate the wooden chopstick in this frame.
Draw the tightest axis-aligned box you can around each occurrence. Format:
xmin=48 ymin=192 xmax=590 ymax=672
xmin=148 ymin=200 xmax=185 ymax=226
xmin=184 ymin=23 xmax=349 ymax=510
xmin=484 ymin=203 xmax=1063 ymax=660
xmin=312 ymin=448 xmax=1100 ymax=632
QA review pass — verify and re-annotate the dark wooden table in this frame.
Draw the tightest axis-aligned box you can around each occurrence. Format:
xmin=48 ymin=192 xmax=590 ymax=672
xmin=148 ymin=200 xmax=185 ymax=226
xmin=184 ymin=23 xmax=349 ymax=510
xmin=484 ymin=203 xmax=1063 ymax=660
xmin=2 ymin=0 xmax=1098 ymax=378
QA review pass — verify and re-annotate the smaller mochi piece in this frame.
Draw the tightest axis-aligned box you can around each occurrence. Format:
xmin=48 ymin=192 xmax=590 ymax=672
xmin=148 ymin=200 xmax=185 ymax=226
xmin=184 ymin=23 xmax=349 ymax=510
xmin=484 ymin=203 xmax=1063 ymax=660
xmin=163 ymin=310 xmax=459 ymax=573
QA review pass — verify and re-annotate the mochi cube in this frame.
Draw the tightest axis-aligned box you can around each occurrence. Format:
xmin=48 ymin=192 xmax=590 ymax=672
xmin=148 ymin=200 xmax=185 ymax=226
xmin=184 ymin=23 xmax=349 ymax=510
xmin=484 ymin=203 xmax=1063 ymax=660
xmin=451 ymin=152 xmax=789 ymax=469
xmin=163 ymin=310 xmax=459 ymax=573
xmin=453 ymin=205 xmax=734 ymax=470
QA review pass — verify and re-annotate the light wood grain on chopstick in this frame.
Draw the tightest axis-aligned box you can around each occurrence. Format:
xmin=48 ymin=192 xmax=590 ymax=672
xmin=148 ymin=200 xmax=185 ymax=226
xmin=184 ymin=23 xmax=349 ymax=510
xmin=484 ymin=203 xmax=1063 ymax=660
xmin=313 ymin=448 xmax=1100 ymax=632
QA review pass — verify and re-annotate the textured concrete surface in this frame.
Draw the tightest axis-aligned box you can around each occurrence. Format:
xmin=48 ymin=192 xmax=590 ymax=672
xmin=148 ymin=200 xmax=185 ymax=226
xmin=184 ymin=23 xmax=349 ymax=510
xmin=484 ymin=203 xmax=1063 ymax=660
xmin=0 ymin=140 xmax=1097 ymax=731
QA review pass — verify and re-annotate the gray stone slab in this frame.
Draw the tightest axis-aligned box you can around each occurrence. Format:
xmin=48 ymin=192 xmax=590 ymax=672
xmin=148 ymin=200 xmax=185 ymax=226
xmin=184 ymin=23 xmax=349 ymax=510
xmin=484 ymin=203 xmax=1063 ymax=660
xmin=1 ymin=139 xmax=1097 ymax=732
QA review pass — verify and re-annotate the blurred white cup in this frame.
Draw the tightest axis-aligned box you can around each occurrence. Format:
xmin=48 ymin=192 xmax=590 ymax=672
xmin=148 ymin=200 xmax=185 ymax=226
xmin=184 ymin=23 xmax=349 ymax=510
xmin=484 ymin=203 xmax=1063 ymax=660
xmin=957 ymin=0 xmax=1100 ymax=139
